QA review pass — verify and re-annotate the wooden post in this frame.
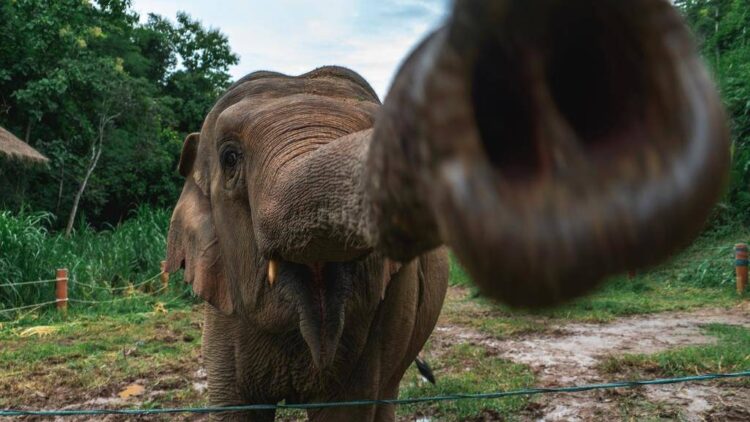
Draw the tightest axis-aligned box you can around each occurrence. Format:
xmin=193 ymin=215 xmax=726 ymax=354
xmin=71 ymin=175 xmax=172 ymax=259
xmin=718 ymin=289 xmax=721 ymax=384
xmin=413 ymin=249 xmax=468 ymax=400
xmin=736 ymin=244 xmax=748 ymax=295
xmin=56 ymin=268 xmax=68 ymax=314
xmin=160 ymin=260 xmax=169 ymax=290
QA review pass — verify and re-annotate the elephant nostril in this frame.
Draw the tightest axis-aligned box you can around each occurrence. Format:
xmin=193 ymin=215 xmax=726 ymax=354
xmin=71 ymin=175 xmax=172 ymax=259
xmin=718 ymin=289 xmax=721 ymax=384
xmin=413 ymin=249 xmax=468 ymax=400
xmin=470 ymin=0 xmax=655 ymax=183
xmin=471 ymin=38 xmax=539 ymax=182
xmin=545 ymin=2 xmax=649 ymax=157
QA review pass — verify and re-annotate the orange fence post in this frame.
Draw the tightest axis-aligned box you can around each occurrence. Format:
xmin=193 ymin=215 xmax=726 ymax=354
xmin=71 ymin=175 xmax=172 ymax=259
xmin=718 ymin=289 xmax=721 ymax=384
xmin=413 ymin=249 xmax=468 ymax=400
xmin=735 ymin=243 xmax=747 ymax=295
xmin=56 ymin=268 xmax=68 ymax=314
xmin=160 ymin=261 xmax=169 ymax=290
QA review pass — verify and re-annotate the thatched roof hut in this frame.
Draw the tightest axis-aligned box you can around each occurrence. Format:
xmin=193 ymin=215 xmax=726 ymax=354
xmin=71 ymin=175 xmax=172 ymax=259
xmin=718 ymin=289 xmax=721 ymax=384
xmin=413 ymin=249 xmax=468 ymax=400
xmin=0 ymin=126 xmax=48 ymax=164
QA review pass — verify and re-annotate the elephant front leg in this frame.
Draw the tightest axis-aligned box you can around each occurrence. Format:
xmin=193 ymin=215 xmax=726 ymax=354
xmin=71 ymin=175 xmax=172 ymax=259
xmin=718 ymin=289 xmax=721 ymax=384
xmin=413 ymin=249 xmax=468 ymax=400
xmin=206 ymin=376 xmax=276 ymax=422
xmin=203 ymin=306 xmax=277 ymax=421
xmin=305 ymin=386 xmax=398 ymax=422
xmin=304 ymin=369 xmax=383 ymax=421
xmin=305 ymin=358 xmax=399 ymax=422
xmin=306 ymin=403 xmax=379 ymax=422
xmin=209 ymin=408 xmax=276 ymax=422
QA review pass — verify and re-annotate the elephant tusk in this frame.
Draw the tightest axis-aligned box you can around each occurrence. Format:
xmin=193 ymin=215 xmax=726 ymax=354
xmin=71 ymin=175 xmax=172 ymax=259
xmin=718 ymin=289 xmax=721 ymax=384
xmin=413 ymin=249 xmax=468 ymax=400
xmin=268 ymin=260 xmax=278 ymax=286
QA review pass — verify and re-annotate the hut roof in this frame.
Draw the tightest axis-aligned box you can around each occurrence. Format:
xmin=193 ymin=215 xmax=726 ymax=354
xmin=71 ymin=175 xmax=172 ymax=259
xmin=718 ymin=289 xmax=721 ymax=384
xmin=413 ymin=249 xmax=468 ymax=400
xmin=0 ymin=126 xmax=48 ymax=164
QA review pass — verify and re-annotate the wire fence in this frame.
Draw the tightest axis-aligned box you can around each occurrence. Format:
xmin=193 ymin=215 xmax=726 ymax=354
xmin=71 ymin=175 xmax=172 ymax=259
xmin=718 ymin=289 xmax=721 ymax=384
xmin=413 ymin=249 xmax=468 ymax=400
xmin=0 ymin=249 xmax=748 ymax=416
xmin=0 ymin=299 xmax=67 ymax=313
xmin=1 ymin=370 xmax=748 ymax=417
xmin=0 ymin=267 xmax=171 ymax=318
xmin=0 ymin=278 xmax=58 ymax=288
xmin=69 ymin=271 xmax=164 ymax=292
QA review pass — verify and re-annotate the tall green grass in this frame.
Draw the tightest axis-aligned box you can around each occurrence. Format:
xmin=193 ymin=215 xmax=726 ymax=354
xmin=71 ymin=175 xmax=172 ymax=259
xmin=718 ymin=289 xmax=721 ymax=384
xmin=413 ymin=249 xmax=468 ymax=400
xmin=448 ymin=224 xmax=749 ymax=291
xmin=0 ymin=206 xmax=188 ymax=316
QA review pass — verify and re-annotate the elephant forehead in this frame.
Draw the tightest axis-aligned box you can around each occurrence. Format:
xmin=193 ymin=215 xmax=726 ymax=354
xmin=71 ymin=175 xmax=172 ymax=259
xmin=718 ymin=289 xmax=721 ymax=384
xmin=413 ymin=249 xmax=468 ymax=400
xmin=214 ymin=70 xmax=379 ymax=113
xmin=213 ymin=94 xmax=378 ymax=149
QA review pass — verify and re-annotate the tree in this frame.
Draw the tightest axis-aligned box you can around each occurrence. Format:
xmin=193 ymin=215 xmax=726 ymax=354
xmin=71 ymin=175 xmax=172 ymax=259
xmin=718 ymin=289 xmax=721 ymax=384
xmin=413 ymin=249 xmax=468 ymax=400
xmin=0 ymin=0 xmax=238 ymax=229
xmin=676 ymin=0 xmax=750 ymax=224
xmin=165 ymin=12 xmax=239 ymax=132
xmin=65 ymin=73 xmax=135 ymax=236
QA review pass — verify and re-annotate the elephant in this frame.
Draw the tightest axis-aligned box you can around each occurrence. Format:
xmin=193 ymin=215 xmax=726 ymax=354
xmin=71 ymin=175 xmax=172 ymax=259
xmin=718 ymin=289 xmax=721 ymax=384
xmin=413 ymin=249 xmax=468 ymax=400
xmin=165 ymin=0 xmax=730 ymax=421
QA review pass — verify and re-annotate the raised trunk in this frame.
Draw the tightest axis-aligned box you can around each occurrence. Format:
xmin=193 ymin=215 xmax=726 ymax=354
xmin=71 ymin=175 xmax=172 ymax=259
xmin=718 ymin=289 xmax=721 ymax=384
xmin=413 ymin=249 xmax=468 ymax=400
xmin=276 ymin=0 xmax=730 ymax=307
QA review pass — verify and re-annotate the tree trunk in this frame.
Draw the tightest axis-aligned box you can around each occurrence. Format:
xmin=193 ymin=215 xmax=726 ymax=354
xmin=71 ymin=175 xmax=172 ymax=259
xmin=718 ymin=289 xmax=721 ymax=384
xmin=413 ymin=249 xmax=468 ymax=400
xmin=24 ymin=119 xmax=32 ymax=144
xmin=65 ymin=143 xmax=102 ymax=236
xmin=55 ymin=157 xmax=65 ymax=217
xmin=65 ymin=114 xmax=114 ymax=237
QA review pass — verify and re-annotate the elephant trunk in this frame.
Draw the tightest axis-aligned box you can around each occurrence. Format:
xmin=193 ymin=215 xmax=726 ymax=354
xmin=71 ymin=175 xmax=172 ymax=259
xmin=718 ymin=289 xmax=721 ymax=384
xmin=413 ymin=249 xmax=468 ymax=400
xmin=364 ymin=0 xmax=730 ymax=306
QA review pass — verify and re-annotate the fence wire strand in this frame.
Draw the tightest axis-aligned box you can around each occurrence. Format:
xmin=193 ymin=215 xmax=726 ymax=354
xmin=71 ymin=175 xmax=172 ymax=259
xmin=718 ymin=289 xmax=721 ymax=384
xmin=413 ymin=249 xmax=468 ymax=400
xmin=0 ymin=370 xmax=748 ymax=416
xmin=0 ymin=279 xmax=58 ymax=288
xmin=0 ymin=299 xmax=67 ymax=314
xmin=69 ymin=271 xmax=164 ymax=292
xmin=0 ymin=270 xmax=166 ymax=317
xmin=0 ymin=259 xmax=747 ymax=417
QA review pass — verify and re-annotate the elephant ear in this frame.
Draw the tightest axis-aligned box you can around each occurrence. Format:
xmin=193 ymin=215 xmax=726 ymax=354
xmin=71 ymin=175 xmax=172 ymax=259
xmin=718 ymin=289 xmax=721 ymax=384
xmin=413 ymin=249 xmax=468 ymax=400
xmin=166 ymin=132 xmax=233 ymax=314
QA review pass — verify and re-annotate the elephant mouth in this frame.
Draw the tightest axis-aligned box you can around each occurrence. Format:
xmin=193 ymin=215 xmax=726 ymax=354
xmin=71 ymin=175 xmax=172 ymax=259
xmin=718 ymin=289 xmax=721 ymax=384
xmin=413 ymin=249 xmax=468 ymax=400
xmin=266 ymin=259 xmax=353 ymax=369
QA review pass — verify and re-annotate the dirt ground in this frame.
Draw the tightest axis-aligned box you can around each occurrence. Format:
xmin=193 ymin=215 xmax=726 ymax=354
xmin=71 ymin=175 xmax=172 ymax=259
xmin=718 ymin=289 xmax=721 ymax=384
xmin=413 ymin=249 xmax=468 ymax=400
xmin=427 ymin=292 xmax=750 ymax=421
xmin=5 ymin=286 xmax=750 ymax=421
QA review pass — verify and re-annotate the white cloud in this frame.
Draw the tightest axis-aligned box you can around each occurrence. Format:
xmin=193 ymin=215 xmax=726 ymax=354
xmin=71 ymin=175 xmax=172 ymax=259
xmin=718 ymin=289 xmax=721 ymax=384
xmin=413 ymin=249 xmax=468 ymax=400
xmin=131 ymin=0 xmax=449 ymax=98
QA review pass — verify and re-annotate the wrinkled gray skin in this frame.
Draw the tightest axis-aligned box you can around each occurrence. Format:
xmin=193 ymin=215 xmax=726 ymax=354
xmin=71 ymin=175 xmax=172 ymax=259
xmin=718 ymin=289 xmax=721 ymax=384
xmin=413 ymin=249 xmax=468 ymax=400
xmin=169 ymin=67 xmax=449 ymax=421
xmin=166 ymin=1 xmax=730 ymax=421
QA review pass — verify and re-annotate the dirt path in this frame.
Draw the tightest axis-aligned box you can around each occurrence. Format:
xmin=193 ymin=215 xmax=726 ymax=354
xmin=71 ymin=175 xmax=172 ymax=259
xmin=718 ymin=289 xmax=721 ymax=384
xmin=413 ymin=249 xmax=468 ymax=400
xmin=429 ymin=306 xmax=750 ymax=421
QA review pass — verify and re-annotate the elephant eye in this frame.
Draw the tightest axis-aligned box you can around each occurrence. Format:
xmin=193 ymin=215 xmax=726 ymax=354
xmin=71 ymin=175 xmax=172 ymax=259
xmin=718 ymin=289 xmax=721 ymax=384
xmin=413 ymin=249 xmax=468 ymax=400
xmin=220 ymin=148 xmax=241 ymax=169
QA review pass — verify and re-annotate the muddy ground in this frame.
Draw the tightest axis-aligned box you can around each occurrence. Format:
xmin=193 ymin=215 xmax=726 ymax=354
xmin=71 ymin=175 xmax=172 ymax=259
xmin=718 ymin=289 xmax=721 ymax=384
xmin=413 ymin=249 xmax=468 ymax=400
xmin=424 ymin=289 xmax=750 ymax=421
xmin=4 ymin=286 xmax=749 ymax=421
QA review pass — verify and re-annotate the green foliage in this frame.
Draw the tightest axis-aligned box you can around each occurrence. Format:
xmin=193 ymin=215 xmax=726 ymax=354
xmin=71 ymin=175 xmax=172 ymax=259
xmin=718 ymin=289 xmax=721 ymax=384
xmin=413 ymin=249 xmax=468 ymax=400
xmin=0 ymin=0 xmax=238 ymax=227
xmin=0 ymin=206 xmax=190 ymax=315
xmin=675 ymin=0 xmax=750 ymax=224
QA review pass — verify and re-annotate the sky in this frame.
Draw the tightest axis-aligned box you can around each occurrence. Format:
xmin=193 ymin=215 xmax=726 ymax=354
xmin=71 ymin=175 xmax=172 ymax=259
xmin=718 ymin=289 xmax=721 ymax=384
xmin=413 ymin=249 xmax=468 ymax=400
xmin=131 ymin=0 xmax=451 ymax=100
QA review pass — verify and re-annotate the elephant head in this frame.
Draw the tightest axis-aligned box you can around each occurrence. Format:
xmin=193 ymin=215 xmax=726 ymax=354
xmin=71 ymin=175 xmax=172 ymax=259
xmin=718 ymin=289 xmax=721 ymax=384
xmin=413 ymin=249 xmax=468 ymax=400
xmin=167 ymin=0 xmax=729 ymax=366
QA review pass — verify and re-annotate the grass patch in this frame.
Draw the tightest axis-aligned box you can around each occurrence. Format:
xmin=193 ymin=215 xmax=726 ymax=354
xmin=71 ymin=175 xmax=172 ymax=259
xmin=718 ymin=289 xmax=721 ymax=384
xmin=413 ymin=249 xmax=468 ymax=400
xmin=611 ymin=395 xmax=684 ymax=421
xmin=599 ymin=324 xmax=750 ymax=378
xmin=448 ymin=225 xmax=749 ymax=322
xmin=448 ymin=255 xmax=473 ymax=288
xmin=439 ymin=288 xmax=551 ymax=338
xmin=398 ymin=343 xmax=535 ymax=421
xmin=0 ymin=301 xmax=204 ymax=409
xmin=534 ymin=278 xmax=739 ymax=322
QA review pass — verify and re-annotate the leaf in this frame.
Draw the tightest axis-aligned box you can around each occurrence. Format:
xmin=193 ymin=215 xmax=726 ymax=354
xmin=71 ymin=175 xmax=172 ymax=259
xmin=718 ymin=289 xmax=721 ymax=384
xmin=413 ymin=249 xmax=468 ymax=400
xmin=153 ymin=302 xmax=167 ymax=314
xmin=118 ymin=383 xmax=145 ymax=399
xmin=18 ymin=326 xmax=58 ymax=337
